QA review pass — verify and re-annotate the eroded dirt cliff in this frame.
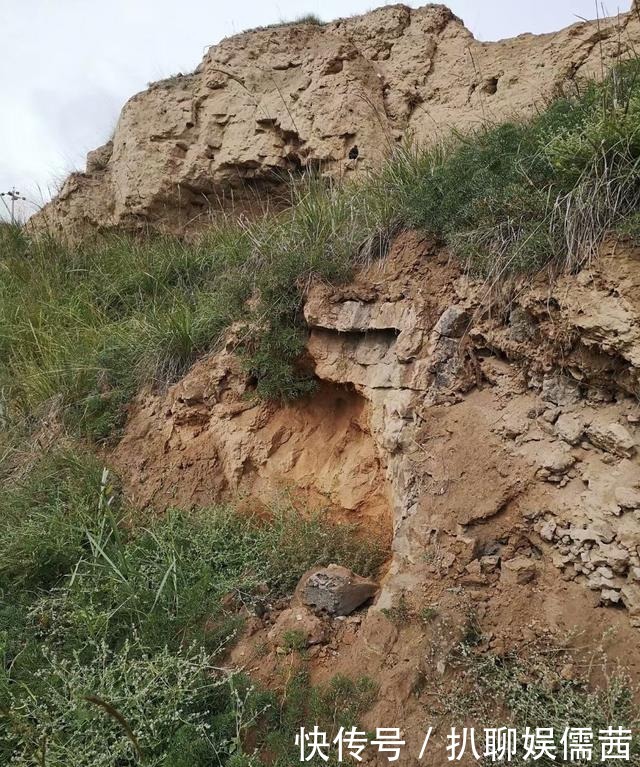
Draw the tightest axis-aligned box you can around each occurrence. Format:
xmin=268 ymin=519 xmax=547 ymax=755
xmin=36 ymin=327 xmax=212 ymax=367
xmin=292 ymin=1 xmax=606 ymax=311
xmin=33 ymin=2 xmax=640 ymax=238
xmin=37 ymin=1 xmax=640 ymax=755
xmin=111 ymin=228 xmax=640 ymax=759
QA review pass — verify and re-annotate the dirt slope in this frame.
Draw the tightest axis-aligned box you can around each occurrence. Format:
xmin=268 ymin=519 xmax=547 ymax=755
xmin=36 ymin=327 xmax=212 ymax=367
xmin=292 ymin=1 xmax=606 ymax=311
xmin=112 ymin=230 xmax=640 ymax=760
xmin=33 ymin=2 xmax=640 ymax=238
xmin=35 ymin=0 xmax=640 ymax=751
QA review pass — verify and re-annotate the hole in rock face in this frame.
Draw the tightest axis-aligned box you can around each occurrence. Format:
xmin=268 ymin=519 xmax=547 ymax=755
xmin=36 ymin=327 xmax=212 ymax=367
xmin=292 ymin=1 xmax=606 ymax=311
xmin=481 ymin=76 xmax=499 ymax=95
xmin=348 ymin=145 xmax=359 ymax=160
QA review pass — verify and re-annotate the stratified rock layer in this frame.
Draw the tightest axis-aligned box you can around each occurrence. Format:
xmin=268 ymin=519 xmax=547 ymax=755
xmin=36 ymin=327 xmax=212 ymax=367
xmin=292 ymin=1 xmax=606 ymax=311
xmin=32 ymin=3 xmax=640 ymax=237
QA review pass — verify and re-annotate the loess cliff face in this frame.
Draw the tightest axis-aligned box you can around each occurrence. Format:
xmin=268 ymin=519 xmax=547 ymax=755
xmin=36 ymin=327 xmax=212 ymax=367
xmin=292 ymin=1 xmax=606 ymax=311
xmin=113 ymin=229 xmax=640 ymax=737
xmin=36 ymin=1 xmax=640 ymax=743
xmin=33 ymin=2 xmax=640 ymax=238
xmin=114 ymin=231 xmax=640 ymax=624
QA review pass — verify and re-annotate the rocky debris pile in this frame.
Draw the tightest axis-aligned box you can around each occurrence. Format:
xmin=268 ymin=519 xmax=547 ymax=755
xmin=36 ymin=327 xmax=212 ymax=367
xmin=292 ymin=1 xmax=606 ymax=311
xmin=479 ymin=299 xmax=640 ymax=624
xmin=536 ymin=512 xmax=640 ymax=622
xmin=513 ymin=386 xmax=640 ymax=621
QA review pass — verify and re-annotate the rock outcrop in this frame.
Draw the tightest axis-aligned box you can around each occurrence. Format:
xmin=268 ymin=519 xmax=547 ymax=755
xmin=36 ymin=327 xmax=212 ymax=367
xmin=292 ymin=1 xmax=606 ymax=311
xmin=32 ymin=3 xmax=640 ymax=238
xmin=113 ymin=230 xmax=640 ymax=630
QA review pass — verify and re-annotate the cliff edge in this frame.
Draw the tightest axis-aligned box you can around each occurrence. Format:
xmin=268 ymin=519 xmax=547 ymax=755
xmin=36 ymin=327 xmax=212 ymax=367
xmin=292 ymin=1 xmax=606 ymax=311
xmin=32 ymin=3 xmax=640 ymax=238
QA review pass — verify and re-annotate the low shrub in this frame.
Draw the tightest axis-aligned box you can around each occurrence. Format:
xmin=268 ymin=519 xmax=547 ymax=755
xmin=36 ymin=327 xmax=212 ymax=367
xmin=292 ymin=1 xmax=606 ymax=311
xmin=443 ymin=639 xmax=639 ymax=766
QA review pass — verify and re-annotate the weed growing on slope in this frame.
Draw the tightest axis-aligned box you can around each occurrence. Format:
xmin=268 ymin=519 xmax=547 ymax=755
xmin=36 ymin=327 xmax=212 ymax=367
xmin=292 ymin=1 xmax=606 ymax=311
xmin=442 ymin=639 xmax=640 ymax=766
xmin=245 ymin=12 xmax=324 ymax=33
xmin=264 ymin=671 xmax=378 ymax=765
xmin=0 ymin=449 xmax=384 ymax=765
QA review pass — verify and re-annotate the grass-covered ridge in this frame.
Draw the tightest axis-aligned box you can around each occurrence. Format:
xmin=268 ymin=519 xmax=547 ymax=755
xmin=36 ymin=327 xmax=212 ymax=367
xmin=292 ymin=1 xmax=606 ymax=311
xmin=2 ymin=60 xmax=640 ymax=441
xmin=0 ymin=449 xmax=384 ymax=765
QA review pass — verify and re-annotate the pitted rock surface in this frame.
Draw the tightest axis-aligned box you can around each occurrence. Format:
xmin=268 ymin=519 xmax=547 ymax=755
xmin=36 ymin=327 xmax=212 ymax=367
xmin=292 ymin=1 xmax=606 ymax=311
xmin=31 ymin=4 xmax=640 ymax=238
xmin=296 ymin=565 xmax=378 ymax=616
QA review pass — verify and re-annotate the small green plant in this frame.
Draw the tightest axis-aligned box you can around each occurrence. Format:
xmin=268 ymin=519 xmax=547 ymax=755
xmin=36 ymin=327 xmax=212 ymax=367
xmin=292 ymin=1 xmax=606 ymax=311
xmin=381 ymin=592 xmax=411 ymax=625
xmin=292 ymin=13 xmax=323 ymax=25
xmin=460 ymin=607 xmax=483 ymax=647
xmin=616 ymin=210 xmax=640 ymax=244
xmin=246 ymin=13 xmax=324 ymax=33
xmin=443 ymin=640 xmax=640 ymax=767
xmin=420 ymin=605 xmax=438 ymax=624
xmin=264 ymin=670 xmax=378 ymax=762
xmin=282 ymin=629 xmax=307 ymax=654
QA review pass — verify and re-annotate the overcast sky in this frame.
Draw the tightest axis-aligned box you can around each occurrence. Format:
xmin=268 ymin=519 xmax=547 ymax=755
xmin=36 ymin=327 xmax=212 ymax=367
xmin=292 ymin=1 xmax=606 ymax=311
xmin=0 ymin=0 xmax=631 ymax=221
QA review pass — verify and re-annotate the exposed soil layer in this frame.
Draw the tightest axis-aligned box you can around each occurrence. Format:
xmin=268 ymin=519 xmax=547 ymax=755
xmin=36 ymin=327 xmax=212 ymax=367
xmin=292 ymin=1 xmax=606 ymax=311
xmin=109 ymin=226 xmax=640 ymax=764
xmin=114 ymin=378 xmax=392 ymax=544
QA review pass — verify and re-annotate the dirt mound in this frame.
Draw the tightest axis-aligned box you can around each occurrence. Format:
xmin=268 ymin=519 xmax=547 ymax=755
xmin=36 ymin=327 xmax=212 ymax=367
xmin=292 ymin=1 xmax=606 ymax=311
xmin=32 ymin=3 xmax=640 ymax=238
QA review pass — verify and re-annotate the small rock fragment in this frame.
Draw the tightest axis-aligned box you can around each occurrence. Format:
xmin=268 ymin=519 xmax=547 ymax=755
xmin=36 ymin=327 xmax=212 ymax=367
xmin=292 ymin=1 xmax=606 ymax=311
xmin=586 ymin=419 xmax=636 ymax=458
xmin=509 ymin=306 xmax=537 ymax=342
xmin=554 ymin=413 xmax=585 ymax=446
xmin=480 ymin=555 xmax=500 ymax=573
xmin=433 ymin=306 xmax=469 ymax=338
xmin=537 ymin=518 xmax=557 ymax=541
xmin=541 ymin=374 xmax=581 ymax=406
xmin=601 ymin=588 xmax=621 ymax=605
xmin=538 ymin=443 xmax=576 ymax=480
xmin=615 ymin=487 xmax=640 ymax=510
xmin=361 ymin=610 xmax=399 ymax=654
xmin=501 ymin=556 xmax=537 ymax=585
xmin=620 ymin=583 xmax=640 ymax=616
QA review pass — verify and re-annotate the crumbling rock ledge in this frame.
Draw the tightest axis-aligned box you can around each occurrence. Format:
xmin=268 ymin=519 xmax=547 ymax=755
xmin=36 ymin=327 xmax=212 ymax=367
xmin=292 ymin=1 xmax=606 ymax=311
xmin=32 ymin=3 xmax=640 ymax=238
